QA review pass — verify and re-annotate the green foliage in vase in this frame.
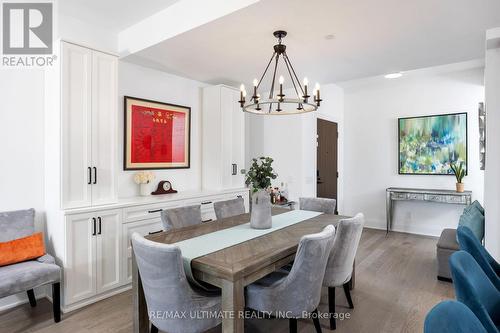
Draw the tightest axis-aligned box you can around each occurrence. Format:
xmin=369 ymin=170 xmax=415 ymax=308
xmin=450 ymin=161 xmax=465 ymax=183
xmin=245 ymin=157 xmax=278 ymax=193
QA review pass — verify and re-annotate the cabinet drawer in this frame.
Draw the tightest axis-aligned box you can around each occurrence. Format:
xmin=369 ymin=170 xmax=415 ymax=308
xmin=424 ymin=194 xmax=446 ymax=203
xmin=391 ymin=192 xmax=407 ymax=200
xmin=446 ymin=195 xmax=468 ymax=204
xmin=123 ymin=202 xmax=183 ymax=223
xmin=407 ymin=193 xmax=424 ymax=201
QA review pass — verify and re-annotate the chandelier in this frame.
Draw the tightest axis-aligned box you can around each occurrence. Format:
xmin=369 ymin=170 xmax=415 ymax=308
xmin=238 ymin=30 xmax=322 ymax=115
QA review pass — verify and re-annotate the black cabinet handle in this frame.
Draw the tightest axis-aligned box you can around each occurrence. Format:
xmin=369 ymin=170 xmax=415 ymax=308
xmin=93 ymin=167 xmax=97 ymax=184
xmin=237 ymin=195 xmax=242 ymax=198
xmin=91 ymin=218 xmax=96 ymax=236
xmin=232 ymin=164 xmax=237 ymax=175
xmin=97 ymin=217 xmax=102 ymax=235
xmin=148 ymin=230 xmax=163 ymax=235
xmin=148 ymin=209 xmax=162 ymax=213
xmin=201 ymin=201 xmax=212 ymax=205
xmin=88 ymin=167 xmax=92 ymax=185
xmin=202 ymin=219 xmax=212 ymax=223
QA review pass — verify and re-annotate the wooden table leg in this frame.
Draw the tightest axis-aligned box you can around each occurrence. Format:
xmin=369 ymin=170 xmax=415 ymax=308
xmin=221 ymin=279 xmax=245 ymax=333
xmin=133 ymin=252 xmax=149 ymax=333
xmin=349 ymin=260 xmax=355 ymax=290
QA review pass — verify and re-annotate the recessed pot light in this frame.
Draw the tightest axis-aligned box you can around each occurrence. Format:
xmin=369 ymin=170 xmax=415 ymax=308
xmin=324 ymin=34 xmax=335 ymax=40
xmin=384 ymin=72 xmax=403 ymax=79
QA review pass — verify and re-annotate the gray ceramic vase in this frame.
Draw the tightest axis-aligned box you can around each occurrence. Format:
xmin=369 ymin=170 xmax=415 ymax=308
xmin=250 ymin=189 xmax=272 ymax=229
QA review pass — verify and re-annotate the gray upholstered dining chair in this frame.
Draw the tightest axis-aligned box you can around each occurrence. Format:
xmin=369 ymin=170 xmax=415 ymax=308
xmin=0 ymin=209 xmax=61 ymax=322
xmin=213 ymin=197 xmax=245 ymax=220
xmin=131 ymin=233 xmax=221 ymax=333
xmin=299 ymin=197 xmax=337 ymax=214
xmin=323 ymin=213 xmax=365 ymax=330
xmin=245 ymin=225 xmax=336 ymax=333
xmin=161 ymin=205 xmax=202 ymax=232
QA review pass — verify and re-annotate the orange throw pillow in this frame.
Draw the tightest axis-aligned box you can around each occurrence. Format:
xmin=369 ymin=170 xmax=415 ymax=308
xmin=0 ymin=232 xmax=46 ymax=267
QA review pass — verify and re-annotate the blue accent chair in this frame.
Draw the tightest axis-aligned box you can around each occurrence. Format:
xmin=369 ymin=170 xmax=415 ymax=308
xmin=457 ymin=226 xmax=500 ymax=290
xmin=424 ymin=300 xmax=487 ymax=333
xmin=449 ymin=251 xmax=500 ymax=333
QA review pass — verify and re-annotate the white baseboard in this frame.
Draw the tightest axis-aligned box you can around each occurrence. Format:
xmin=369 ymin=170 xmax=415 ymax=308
xmin=62 ymin=284 xmax=131 ymax=313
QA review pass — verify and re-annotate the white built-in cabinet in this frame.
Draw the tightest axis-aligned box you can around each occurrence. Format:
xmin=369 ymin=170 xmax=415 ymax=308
xmin=202 ymin=85 xmax=245 ymax=190
xmin=61 ymin=42 xmax=117 ymax=209
xmin=65 ymin=209 xmax=122 ymax=305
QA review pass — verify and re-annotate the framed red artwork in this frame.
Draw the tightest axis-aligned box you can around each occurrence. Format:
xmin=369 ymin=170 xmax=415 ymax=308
xmin=124 ymin=96 xmax=191 ymax=170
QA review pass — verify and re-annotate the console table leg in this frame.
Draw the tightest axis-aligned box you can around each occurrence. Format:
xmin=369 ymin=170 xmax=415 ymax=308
xmin=386 ymin=191 xmax=392 ymax=234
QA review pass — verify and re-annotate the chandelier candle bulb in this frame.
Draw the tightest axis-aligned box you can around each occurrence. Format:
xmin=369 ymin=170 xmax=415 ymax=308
xmin=303 ymin=77 xmax=309 ymax=102
xmin=278 ymin=75 xmax=285 ymax=102
xmin=252 ymin=78 xmax=258 ymax=101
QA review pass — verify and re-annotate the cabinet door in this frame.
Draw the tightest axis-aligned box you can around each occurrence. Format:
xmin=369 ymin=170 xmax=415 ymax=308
xmin=230 ymin=89 xmax=245 ymax=188
xmin=220 ymin=87 xmax=235 ymax=189
xmin=61 ymin=42 xmax=92 ymax=208
xmin=65 ymin=213 xmax=97 ymax=304
xmin=91 ymin=51 xmax=117 ymax=205
xmin=96 ymin=209 xmax=122 ymax=293
xmin=122 ymin=218 xmax=163 ymax=283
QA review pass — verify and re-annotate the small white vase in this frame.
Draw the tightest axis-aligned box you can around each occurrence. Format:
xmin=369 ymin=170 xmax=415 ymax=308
xmin=250 ymin=189 xmax=272 ymax=229
xmin=139 ymin=183 xmax=149 ymax=196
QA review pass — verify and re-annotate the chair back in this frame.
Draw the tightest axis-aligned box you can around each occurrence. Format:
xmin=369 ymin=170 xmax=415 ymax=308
xmin=449 ymin=251 xmax=500 ymax=333
xmin=280 ymin=225 xmax=335 ymax=315
xmin=131 ymin=233 xmax=221 ymax=333
xmin=457 ymin=226 xmax=500 ymax=290
xmin=161 ymin=205 xmax=201 ymax=232
xmin=324 ymin=213 xmax=364 ymax=287
xmin=0 ymin=209 xmax=35 ymax=242
xmin=299 ymin=197 xmax=336 ymax=214
xmin=214 ymin=197 xmax=245 ymax=220
xmin=424 ymin=300 xmax=487 ymax=333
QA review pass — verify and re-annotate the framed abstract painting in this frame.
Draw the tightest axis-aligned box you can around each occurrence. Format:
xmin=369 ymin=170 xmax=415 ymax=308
xmin=124 ymin=96 xmax=190 ymax=170
xmin=398 ymin=112 xmax=467 ymax=175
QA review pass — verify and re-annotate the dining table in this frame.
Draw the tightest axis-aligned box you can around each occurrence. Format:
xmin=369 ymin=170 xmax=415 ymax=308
xmin=132 ymin=207 xmax=348 ymax=333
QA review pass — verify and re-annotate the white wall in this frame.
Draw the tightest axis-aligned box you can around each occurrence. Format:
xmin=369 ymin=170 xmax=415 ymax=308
xmin=342 ymin=63 xmax=485 ymax=236
xmin=246 ymin=83 xmax=345 ymax=205
xmin=118 ymin=61 xmax=207 ymax=197
xmin=0 ymin=69 xmax=47 ymax=308
xmin=484 ymin=28 xmax=500 ymax=260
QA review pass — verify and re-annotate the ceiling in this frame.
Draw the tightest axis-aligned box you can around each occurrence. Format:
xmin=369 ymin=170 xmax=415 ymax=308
xmin=124 ymin=0 xmax=500 ymax=86
xmin=59 ymin=0 xmax=180 ymax=32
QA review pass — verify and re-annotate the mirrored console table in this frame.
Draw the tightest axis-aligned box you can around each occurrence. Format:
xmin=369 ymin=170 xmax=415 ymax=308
xmin=386 ymin=187 xmax=472 ymax=233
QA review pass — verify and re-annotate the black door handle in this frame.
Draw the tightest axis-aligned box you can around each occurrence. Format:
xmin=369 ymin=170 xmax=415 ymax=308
xmin=93 ymin=167 xmax=97 ymax=184
xmin=97 ymin=217 xmax=102 ymax=235
xmin=232 ymin=164 xmax=237 ymax=175
xmin=88 ymin=167 xmax=92 ymax=185
xmin=91 ymin=217 xmax=96 ymax=236
xmin=201 ymin=201 xmax=212 ymax=205
xmin=148 ymin=209 xmax=163 ymax=213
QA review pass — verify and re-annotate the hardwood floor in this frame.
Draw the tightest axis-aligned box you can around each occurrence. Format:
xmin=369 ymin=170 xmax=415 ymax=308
xmin=0 ymin=229 xmax=454 ymax=333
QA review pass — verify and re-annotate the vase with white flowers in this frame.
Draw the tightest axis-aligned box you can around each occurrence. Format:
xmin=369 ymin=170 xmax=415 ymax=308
xmin=134 ymin=171 xmax=155 ymax=196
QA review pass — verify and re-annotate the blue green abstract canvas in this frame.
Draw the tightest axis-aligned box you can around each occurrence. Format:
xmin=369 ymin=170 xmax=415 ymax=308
xmin=399 ymin=113 xmax=467 ymax=175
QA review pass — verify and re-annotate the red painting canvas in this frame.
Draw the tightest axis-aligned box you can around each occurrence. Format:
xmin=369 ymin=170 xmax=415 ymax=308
xmin=125 ymin=97 xmax=190 ymax=170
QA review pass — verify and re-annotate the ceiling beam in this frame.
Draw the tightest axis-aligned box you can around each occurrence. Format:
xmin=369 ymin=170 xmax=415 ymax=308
xmin=118 ymin=0 xmax=260 ymax=57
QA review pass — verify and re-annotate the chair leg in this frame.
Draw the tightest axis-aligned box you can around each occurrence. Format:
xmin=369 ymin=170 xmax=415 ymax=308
xmin=27 ymin=289 xmax=37 ymax=307
xmin=289 ymin=318 xmax=298 ymax=333
xmin=343 ymin=282 xmax=354 ymax=309
xmin=52 ymin=283 xmax=61 ymax=323
xmin=328 ymin=286 xmax=336 ymax=330
xmin=312 ymin=308 xmax=322 ymax=333
xmin=151 ymin=324 xmax=159 ymax=333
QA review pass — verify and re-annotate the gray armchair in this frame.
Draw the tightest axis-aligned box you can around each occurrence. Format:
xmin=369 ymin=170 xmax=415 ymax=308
xmin=213 ymin=197 xmax=245 ymax=220
xmin=0 ymin=209 xmax=61 ymax=322
xmin=160 ymin=205 xmax=202 ymax=232
xmin=131 ymin=233 xmax=221 ymax=333
xmin=323 ymin=213 xmax=364 ymax=330
xmin=299 ymin=197 xmax=337 ymax=214
xmin=245 ymin=225 xmax=336 ymax=333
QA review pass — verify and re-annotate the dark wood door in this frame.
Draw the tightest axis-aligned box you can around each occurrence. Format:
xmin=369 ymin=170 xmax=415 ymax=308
xmin=317 ymin=119 xmax=338 ymax=209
